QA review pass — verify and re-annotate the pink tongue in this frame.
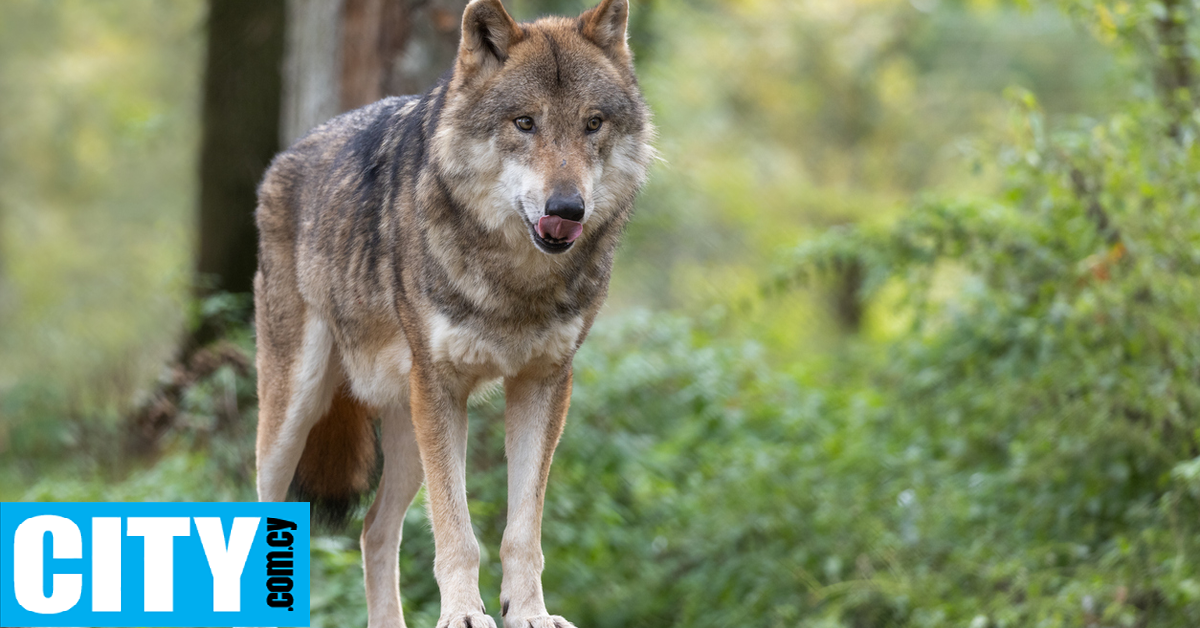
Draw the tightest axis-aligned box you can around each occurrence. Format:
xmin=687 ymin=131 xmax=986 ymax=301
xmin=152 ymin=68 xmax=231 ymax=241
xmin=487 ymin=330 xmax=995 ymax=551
xmin=537 ymin=215 xmax=583 ymax=243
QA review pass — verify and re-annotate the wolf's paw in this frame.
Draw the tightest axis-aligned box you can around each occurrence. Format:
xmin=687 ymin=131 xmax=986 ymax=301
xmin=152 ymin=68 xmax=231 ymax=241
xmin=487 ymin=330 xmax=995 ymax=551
xmin=438 ymin=612 xmax=497 ymax=628
xmin=507 ymin=615 xmax=576 ymax=628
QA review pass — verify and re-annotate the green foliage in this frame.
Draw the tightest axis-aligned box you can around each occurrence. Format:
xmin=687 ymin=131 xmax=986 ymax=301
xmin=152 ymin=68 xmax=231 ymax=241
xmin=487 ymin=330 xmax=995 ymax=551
xmin=612 ymin=0 xmax=1119 ymax=319
xmin=772 ymin=1 xmax=1200 ymax=623
xmin=0 ymin=0 xmax=203 ymax=460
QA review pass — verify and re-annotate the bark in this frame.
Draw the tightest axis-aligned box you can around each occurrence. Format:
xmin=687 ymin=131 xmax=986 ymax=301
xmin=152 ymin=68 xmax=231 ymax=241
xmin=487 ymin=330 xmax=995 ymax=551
xmin=281 ymin=0 xmax=465 ymax=142
xmin=377 ymin=0 xmax=465 ymax=100
xmin=281 ymin=0 xmax=345 ymax=146
xmin=341 ymin=0 xmax=464 ymax=111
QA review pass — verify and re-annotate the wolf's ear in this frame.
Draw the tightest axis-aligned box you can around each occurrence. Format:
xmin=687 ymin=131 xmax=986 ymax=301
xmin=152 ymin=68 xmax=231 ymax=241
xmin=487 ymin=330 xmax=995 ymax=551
xmin=457 ymin=0 xmax=522 ymax=79
xmin=580 ymin=0 xmax=630 ymax=61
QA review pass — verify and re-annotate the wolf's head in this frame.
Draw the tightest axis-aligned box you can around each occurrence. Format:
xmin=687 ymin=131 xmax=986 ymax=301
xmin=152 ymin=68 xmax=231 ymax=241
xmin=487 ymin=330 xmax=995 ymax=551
xmin=432 ymin=0 xmax=654 ymax=256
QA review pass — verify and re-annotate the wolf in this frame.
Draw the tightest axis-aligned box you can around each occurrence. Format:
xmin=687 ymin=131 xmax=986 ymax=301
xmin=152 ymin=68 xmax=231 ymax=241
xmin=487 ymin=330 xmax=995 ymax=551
xmin=252 ymin=1 xmax=653 ymax=627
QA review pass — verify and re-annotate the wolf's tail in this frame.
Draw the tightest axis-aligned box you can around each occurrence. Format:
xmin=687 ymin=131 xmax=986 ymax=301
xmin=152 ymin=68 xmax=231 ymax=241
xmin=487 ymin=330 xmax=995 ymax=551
xmin=289 ymin=385 xmax=379 ymax=528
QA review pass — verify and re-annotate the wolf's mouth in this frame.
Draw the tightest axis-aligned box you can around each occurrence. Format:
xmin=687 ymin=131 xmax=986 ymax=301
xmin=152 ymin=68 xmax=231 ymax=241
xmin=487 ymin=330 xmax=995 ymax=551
xmin=530 ymin=215 xmax=582 ymax=254
xmin=538 ymin=215 xmax=582 ymax=242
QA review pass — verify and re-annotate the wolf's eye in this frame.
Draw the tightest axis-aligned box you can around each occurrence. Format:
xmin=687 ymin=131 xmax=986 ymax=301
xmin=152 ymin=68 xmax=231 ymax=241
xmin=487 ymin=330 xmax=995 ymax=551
xmin=586 ymin=116 xmax=603 ymax=133
xmin=514 ymin=117 xmax=535 ymax=132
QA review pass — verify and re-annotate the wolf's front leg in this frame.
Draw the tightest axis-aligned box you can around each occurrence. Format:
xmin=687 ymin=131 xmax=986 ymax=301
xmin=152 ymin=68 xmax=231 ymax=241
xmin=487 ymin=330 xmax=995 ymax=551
xmin=499 ymin=364 xmax=577 ymax=628
xmin=410 ymin=364 xmax=495 ymax=628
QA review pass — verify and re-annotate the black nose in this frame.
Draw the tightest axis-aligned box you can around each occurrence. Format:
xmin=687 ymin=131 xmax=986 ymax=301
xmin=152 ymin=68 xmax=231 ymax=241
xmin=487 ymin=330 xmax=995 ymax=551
xmin=545 ymin=190 xmax=585 ymax=222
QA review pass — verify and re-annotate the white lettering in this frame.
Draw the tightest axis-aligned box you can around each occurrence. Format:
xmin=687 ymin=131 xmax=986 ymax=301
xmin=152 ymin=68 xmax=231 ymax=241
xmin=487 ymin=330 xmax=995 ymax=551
xmin=195 ymin=517 xmax=260 ymax=612
xmin=126 ymin=517 xmax=190 ymax=612
xmin=13 ymin=515 xmax=82 ymax=614
xmin=91 ymin=517 xmax=122 ymax=612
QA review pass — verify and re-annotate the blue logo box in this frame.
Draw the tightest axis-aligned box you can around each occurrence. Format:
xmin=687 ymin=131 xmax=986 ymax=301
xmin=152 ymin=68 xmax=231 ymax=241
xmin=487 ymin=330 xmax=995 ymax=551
xmin=1 ymin=502 xmax=310 ymax=627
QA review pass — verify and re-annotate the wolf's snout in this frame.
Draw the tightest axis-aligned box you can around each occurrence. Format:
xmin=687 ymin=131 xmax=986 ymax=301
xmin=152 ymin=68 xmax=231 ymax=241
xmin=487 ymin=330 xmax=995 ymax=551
xmin=545 ymin=190 xmax=585 ymax=223
xmin=536 ymin=189 xmax=585 ymax=246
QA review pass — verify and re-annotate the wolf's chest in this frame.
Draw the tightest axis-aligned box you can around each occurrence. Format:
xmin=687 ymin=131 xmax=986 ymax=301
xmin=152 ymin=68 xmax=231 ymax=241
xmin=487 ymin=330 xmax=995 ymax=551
xmin=426 ymin=312 xmax=584 ymax=377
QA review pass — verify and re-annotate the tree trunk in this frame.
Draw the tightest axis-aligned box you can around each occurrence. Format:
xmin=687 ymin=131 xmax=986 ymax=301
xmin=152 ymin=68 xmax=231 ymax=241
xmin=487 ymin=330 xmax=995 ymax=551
xmin=286 ymin=0 xmax=465 ymax=141
xmin=196 ymin=0 xmax=286 ymax=297
xmin=340 ymin=0 xmax=465 ymax=110
xmin=281 ymin=0 xmax=344 ymax=147
xmin=372 ymin=0 xmax=465 ymax=101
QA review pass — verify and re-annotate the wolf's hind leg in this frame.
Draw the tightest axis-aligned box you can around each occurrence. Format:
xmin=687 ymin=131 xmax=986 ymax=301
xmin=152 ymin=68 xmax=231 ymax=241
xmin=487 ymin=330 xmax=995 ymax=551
xmin=498 ymin=364 xmax=576 ymax=628
xmin=255 ymin=313 xmax=339 ymax=502
xmin=362 ymin=401 xmax=425 ymax=628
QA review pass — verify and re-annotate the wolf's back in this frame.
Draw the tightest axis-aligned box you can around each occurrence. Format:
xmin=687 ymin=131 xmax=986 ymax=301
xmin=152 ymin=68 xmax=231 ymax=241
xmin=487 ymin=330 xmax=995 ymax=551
xmin=256 ymin=94 xmax=423 ymax=233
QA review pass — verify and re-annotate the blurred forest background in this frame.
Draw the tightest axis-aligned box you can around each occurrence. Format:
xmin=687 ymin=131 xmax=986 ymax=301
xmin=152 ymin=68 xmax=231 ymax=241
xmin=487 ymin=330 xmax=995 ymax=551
xmin=1 ymin=0 xmax=1199 ymax=626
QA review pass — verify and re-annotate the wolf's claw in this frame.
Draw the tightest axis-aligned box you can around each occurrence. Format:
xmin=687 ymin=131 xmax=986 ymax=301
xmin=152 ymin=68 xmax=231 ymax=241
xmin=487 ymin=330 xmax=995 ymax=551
xmin=438 ymin=612 xmax=497 ymax=628
xmin=506 ymin=615 xmax=576 ymax=628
